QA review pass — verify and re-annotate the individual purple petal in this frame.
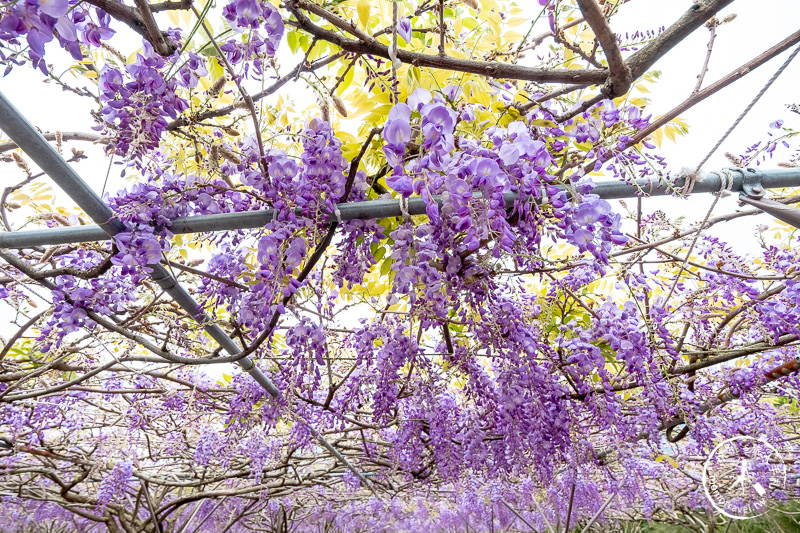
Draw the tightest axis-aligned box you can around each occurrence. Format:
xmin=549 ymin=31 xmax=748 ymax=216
xmin=421 ymin=103 xmax=456 ymax=133
xmin=499 ymin=143 xmax=520 ymax=166
xmin=407 ymin=88 xmax=432 ymax=110
xmin=570 ymin=228 xmax=594 ymax=247
xmin=38 ymin=0 xmax=69 ymax=19
xmin=0 ymin=14 xmax=26 ymax=35
xmin=387 ymin=102 xmax=412 ymax=122
xmin=397 ymin=17 xmax=412 ymax=43
xmin=384 ymin=120 xmax=411 ymax=146
xmin=386 ymin=171 xmax=414 ymax=196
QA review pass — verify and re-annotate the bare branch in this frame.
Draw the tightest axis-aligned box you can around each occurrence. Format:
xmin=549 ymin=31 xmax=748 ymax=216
xmin=0 ymin=132 xmax=106 ymax=154
xmin=576 ymin=0 xmax=631 ymax=96
xmin=628 ymin=28 xmax=800 ymax=148
xmin=133 ymin=0 xmax=173 ymax=56
xmin=149 ymin=0 xmax=191 ymax=13
xmin=693 ymin=19 xmax=718 ymax=93
xmin=287 ymin=0 xmax=607 ymax=85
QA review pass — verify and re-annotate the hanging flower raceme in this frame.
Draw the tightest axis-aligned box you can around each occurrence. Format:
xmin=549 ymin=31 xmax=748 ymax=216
xmin=95 ymin=461 xmax=133 ymax=514
xmin=379 ymin=87 xmax=633 ymax=307
xmin=0 ymin=0 xmax=114 ymax=73
xmin=98 ymin=42 xmax=188 ymax=158
xmin=222 ymin=0 xmax=283 ymax=63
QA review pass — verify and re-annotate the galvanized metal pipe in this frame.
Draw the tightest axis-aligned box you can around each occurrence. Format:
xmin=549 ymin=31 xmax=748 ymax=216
xmin=2 ymin=168 xmax=800 ymax=249
xmin=0 ymin=91 xmax=279 ymax=397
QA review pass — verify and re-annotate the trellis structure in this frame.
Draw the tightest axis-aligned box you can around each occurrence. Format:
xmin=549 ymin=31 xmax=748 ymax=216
xmin=3 ymin=0 xmax=800 ymax=530
xmin=2 ymin=87 xmax=800 ymax=448
xmin=0 ymin=91 xmax=381 ymax=490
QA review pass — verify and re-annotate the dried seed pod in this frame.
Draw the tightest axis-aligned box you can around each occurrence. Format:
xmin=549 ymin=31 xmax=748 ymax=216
xmin=208 ymin=75 xmax=227 ymax=97
xmin=219 ymin=145 xmax=241 ymax=165
xmin=12 ymin=152 xmax=29 ymax=174
xmin=317 ymin=95 xmax=330 ymax=123
xmin=331 ymin=95 xmax=348 ymax=118
xmin=205 ymin=144 xmax=221 ymax=175
xmin=100 ymin=42 xmax=126 ymax=63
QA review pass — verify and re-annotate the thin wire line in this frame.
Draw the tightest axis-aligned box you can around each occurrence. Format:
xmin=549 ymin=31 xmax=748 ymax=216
xmin=101 ymin=153 xmax=115 ymax=198
xmin=695 ymin=42 xmax=800 ymax=174
xmin=666 ymin=43 xmax=800 ymax=306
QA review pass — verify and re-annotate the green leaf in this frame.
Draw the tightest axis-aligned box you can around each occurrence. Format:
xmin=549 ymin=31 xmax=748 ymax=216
xmin=357 ymin=0 xmax=370 ymax=29
xmin=287 ymin=30 xmax=299 ymax=54
xmin=380 ymin=258 xmax=394 ymax=276
xmin=209 ymin=56 xmax=224 ymax=80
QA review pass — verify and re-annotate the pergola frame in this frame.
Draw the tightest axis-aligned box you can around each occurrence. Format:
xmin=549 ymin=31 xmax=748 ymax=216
xmin=2 ymin=88 xmax=800 ymax=496
xmin=0 ymin=91 xmax=372 ymax=489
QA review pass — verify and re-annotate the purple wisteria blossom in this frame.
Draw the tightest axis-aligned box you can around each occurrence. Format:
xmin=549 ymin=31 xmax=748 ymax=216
xmin=397 ymin=17 xmax=412 ymax=43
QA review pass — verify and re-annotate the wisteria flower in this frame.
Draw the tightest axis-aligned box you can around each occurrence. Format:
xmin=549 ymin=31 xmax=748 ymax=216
xmin=397 ymin=17 xmax=412 ymax=43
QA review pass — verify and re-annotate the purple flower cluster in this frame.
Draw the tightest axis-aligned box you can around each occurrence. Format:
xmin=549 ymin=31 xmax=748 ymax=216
xmin=6 ymin=4 xmax=800 ymax=528
xmin=378 ymin=88 xmax=632 ymax=307
xmin=113 ymin=226 xmax=166 ymax=271
xmin=95 ymin=460 xmax=132 ymax=514
xmin=98 ymin=43 xmax=189 ymax=158
xmin=0 ymin=0 xmax=114 ymax=73
xmin=219 ymin=0 xmax=283 ymax=74
xmin=561 ymin=192 xmax=627 ymax=260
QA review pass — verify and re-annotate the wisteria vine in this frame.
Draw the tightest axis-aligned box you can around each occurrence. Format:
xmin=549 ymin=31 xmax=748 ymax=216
xmin=1 ymin=0 xmax=799 ymax=531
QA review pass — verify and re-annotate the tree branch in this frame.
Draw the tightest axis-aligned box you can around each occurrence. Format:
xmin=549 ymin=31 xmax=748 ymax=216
xmin=287 ymin=0 xmax=607 ymax=85
xmin=134 ymin=0 xmax=174 ymax=57
xmin=0 ymin=132 xmax=106 ymax=154
xmin=82 ymin=0 xmax=178 ymax=55
xmin=150 ymin=0 xmax=191 ymax=13
xmin=629 ymin=28 xmax=800 ymax=147
xmin=693 ymin=19 xmax=718 ymax=93
xmin=626 ymin=0 xmax=735 ymax=81
xmin=576 ymin=0 xmax=631 ymax=97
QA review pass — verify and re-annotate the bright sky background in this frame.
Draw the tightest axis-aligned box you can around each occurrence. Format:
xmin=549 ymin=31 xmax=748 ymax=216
xmin=608 ymin=0 xmax=800 ymax=253
xmin=1 ymin=0 xmax=799 ymax=254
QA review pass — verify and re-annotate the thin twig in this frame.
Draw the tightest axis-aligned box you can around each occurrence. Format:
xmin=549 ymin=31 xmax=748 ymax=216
xmin=0 ymin=132 xmax=106 ymax=154
xmin=693 ymin=20 xmax=717 ymax=93
xmin=438 ymin=0 xmax=445 ymax=57
xmin=579 ymin=492 xmax=616 ymax=533
xmin=165 ymin=259 xmax=248 ymax=290
xmin=564 ymin=482 xmax=576 ymax=533
xmin=167 ymin=52 xmax=346 ymax=131
xmin=694 ymin=41 xmax=800 ymax=172
xmin=500 ymin=501 xmax=539 ymax=533
xmin=626 ymin=28 xmax=800 ymax=150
